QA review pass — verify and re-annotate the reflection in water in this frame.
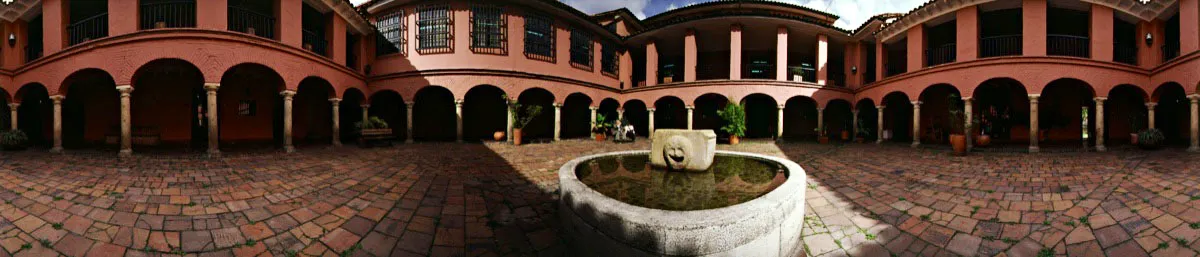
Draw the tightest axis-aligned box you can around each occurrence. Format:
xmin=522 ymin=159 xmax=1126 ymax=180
xmin=576 ymin=154 xmax=786 ymax=211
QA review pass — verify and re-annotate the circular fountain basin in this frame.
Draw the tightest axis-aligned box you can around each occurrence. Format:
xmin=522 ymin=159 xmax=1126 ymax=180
xmin=559 ymin=150 xmax=807 ymax=257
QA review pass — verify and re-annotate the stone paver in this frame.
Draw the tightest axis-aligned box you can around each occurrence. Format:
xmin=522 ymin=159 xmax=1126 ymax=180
xmin=0 ymin=140 xmax=1197 ymax=256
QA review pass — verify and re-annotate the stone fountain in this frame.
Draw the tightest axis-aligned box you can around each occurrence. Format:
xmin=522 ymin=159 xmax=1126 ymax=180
xmin=559 ymin=129 xmax=807 ymax=256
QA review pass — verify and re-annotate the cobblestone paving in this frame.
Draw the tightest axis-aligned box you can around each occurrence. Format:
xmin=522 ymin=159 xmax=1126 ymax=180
xmin=0 ymin=140 xmax=1196 ymax=256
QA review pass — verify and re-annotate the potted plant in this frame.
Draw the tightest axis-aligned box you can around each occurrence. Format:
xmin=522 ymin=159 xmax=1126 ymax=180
xmin=789 ymin=66 xmax=804 ymax=82
xmin=661 ymin=65 xmax=675 ymax=84
xmin=1128 ymin=112 xmax=1144 ymax=145
xmin=355 ymin=116 xmax=392 ymax=146
xmin=592 ymin=114 xmax=612 ymax=141
xmin=717 ymin=101 xmax=746 ymax=145
xmin=507 ymin=96 xmax=543 ymax=146
xmin=1137 ymin=128 xmax=1164 ymax=150
xmin=855 ymin=117 xmax=871 ymax=143
xmin=947 ymin=94 xmax=968 ymax=155
xmin=975 ymin=115 xmax=991 ymax=147
xmin=493 ymin=131 xmax=505 ymax=141
xmin=840 ymin=124 xmax=851 ymax=141
xmin=1 ymin=130 xmax=28 ymax=151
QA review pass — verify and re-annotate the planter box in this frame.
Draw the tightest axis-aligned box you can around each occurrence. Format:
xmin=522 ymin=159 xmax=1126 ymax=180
xmin=359 ymin=128 xmax=394 ymax=147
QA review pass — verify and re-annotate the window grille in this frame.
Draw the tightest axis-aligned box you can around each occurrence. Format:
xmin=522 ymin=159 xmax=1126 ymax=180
xmin=417 ymin=4 xmax=452 ymax=54
xmin=470 ymin=4 xmax=506 ymax=54
xmin=376 ymin=10 xmax=406 ymax=56
xmin=524 ymin=13 xmax=555 ymax=62
xmin=570 ymin=29 xmax=593 ymax=70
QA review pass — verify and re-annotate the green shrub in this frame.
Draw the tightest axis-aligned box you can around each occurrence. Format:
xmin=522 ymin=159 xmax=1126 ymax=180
xmin=355 ymin=116 xmax=389 ymax=130
xmin=717 ymin=101 xmax=746 ymax=137
xmin=0 ymin=130 xmax=28 ymax=150
xmin=1138 ymin=128 xmax=1165 ymax=149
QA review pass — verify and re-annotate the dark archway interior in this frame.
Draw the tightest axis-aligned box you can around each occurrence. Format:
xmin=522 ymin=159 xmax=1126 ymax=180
xmin=742 ymin=94 xmax=777 ymax=138
xmin=132 ymin=59 xmax=207 ymax=150
xmin=882 ymin=93 xmax=913 ymax=143
xmin=340 ymin=89 xmax=365 ymax=144
xmin=783 ymin=97 xmax=817 ymax=140
xmin=855 ymin=100 xmax=878 ymax=140
xmin=63 ymin=69 xmax=118 ymax=149
xmin=623 ymin=100 xmax=649 ymax=137
xmin=414 ymin=87 xmax=456 ymax=141
xmin=1154 ymin=83 xmax=1190 ymax=145
xmin=825 ymin=100 xmax=853 ymax=141
xmin=463 ymin=86 xmax=507 ymax=141
xmin=1106 ymin=85 xmax=1147 ymax=146
xmin=517 ymin=88 xmax=554 ymax=141
xmin=562 ymin=93 xmax=592 ymax=139
xmin=1040 ymin=79 xmax=1096 ymax=146
xmin=218 ymin=64 xmax=284 ymax=149
xmin=17 ymin=85 xmax=52 ymax=147
xmin=693 ymin=94 xmax=728 ymax=133
xmin=368 ymin=91 xmax=407 ymax=141
xmin=974 ymin=78 xmax=1030 ymax=145
xmin=598 ymin=98 xmax=620 ymax=123
xmin=295 ymin=78 xmax=334 ymax=146
xmin=918 ymin=84 xmax=962 ymax=144
xmin=654 ymin=97 xmax=687 ymax=130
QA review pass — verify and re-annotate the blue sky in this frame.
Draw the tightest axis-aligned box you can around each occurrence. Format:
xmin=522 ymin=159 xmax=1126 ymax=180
xmin=347 ymin=0 xmax=928 ymax=30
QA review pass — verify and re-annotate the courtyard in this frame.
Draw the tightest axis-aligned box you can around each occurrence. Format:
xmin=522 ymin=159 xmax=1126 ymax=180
xmin=0 ymin=141 xmax=1195 ymax=257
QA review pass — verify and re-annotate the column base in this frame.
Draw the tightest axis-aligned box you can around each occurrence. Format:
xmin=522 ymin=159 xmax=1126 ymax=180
xmin=406 ymin=139 xmax=414 ymax=144
xmin=876 ymin=139 xmax=883 ymax=144
xmin=333 ymin=141 xmax=343 ymax=147
xmin=1029 ymin=146 xmax=1040 ymax=153
xmin=1188 ymin=146 xmax=1199 ymax=152
xmin=207 ymin=150 xmax=222 ymax=158
xmin=119 ymin=149 xmax=132 ymax=158
xmin=456 ymin=139 xmax=464 ymax=143
xmin=911 ymin=142 xmax=920 ymax=148
xmin=50 ymin=147 xmax=63 ymax=153
xmin=284 ymin=146 xmax=296 ymax=153
xmin=1096 ymin=145 xmax=1107 ymax=152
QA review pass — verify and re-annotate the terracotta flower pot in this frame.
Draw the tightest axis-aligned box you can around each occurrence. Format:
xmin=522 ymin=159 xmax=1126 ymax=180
xmin=729 ymin=135 xmax=740 ymax=145
xmin=840 ymin=131 xmax=850 ymax=140
xmin=595 ymin=133 xmax=606 ymax=141
xmin=818 ymin=136 xmax=830 ymax=144
xmin=513 ymin=129 xmax=523 ymax=146
xmin=950 ymin=134 xmax=967 ymax=155
xmin=976 ymin=134 xmax=991 ymax=147
xmin=493 ymin=131 xmax=505 ymax=141
xmin=1130 ymin=133 xmax=1139 ymax=145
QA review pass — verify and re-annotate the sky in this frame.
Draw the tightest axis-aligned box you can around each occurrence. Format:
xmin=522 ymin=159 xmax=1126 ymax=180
xmin=347 ymin=0 xmax=927 ymax=30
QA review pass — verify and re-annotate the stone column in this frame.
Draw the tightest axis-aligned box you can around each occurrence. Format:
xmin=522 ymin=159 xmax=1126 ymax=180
xmin=1190 ymin=95 xmax=1199 ymax=152
xmin=330 ymin=98 xmax=342 ymax=147
xmin=405 ymin=102 xmax=414 ymax=143
xmin=205 ymin=83 xmax=221 ymax=157
xmin=1095 ymin=97 xmax=1106 ymax=152
xmin=1146 ymin=102 xmax=1157 ymax=129
xmin=50 ymin=95 xmax=64 ymax=153
xmin=117 ymin=85 xmax=134 ymax=157
xmin=455 ymin=99 xmax=464 ymax=143
xmin=852 ymin=109 xmax=859 ymax=140
xmin=589 ymin=106 xmax=598 ymax=126
xmin=618 ymin=109 xmax=625 ymax=120
xmin=911 ymin=101 xmax=921 ymax=148
xmin=280 ymin=90 xmax=296 ymax=153
xmin=360 ymin=104 xmax=370 ymax=123
xmin=686 ymin=106 xmax=695 ymax=130
xmin=1029 ymin=94 xmax=1040 ymax=153
xmin=8 ymin=103 xmax=18 ymax=130
xmin=553 ymin=103 xmax=562 ymax=141
xmin=648 ymin=108 xmax=656 ymax=133
xmin=963 ymin=97 xmax=973 ymax=151
xmin=817 ymin=107 xmax=824 ymax=136
xmin=877 ymin=106 xmax=885 ymax=144
xmin=1082 ymin=106 xmax=1090 ymax=150
xmin=776 ymin=105 xmax=785 ymax=139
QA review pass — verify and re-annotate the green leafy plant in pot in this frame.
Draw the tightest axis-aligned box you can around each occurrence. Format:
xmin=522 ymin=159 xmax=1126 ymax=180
xmin=1 ymin=130 xmax=29 ymax=151
xmin=716 ymin=100 xmax=746 ymax=145
xmin=591 ymin=113 xmax=612 ymax=141
xmin=1137 ymin=128 xmax=1164 ymax=150
xmin=506 ymin=95 xmax=543 ymax=146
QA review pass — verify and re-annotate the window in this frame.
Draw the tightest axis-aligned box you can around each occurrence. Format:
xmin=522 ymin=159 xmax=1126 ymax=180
xmin=376 ymin=9 xmax=406 ymax=56
xmin=601 ymin=41 xmax=619 ymax=76
xmin=524 ymin=13 xmax=555 ymax=62
xmin=570 ymin=29 xmax=592 ymax=69
xmin=417 ymin=4 xmax=452 ymax=53
xmin=470 ymin=4 xmax=506 ymax=53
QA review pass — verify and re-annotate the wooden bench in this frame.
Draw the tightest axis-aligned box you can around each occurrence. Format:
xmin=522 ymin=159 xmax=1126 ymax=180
xmin=358 ymin=128 xmax=394 ymax=147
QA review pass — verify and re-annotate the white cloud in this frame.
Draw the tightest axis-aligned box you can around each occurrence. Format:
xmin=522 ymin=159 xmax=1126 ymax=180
xmin=560 ymin=0 xmax=651 ymax=19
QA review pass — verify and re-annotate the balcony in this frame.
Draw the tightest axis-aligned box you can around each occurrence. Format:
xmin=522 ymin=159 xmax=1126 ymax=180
xmin=1114 ymin=42 xmax=1137 ymax=65
xmin=925 ymin=43 xmax=956 ymax=67
xmin=25 ymin=44 xmax=42 ymax=64
xmin=229 ymin=6 xmax=276 ymax=39
xmin=67 ymin=13 xmax=109 ymax=46
xmin=979 ymin=35 xmax=1021 ymax=58
xmin=1162 ymin=43 xmax=1180 ymax=63
xmin=786 ymin=64 xmax=815 ymax=83
xmin=1047 ymin=34 xmax=1089 ymax=58
xmin=302 ymin=29 xmax=328 ymax=56
xmin=884 ymin=63 xmax=904 ymax=78
xmin=139 ymin=1 xmax=196 ymax=30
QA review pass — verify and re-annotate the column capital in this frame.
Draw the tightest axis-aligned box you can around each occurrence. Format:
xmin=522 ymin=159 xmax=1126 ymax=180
xmin=961 ymin=96 xmax=973 ymax=101
xmin=203 ymin=83 xmax=220 ymax=91
xmin=1189 ymin=94 xmax=1200 ymax=100
xmin=552 ymin=103 xmax=562 ymax=108
xmin=817 ymin=107 xmax=825 ymax=111
xmin=911 ymin=100 xmax=922 ymax=106
xmin=589 ymin=106 xmax=598 ymax=111
xmin=7 ymin=103 xmax=19 ymax=108
xmin=878 ymin=105 xmax=886 ymax=110
xmin=647 ymin=108 xmax=656 ymax=112
xmin=686 ymin=105 xmax=695 ymax=110
xmin=279 ymin=90 xmax=296 ymax=97
xmin=405 ymin=101 xmax=415 ymax=108
xmin=360 ymin=104 xmax=370 ymax=108
xmin=116 ymin=85 xmax=134 ymax=94
xmin=49 ymin=95 xmax=65 ymax=102
xmin=1094 ymin=97 xmax=1107 ymax=102
xmin=1028 ymin=94 xmax=1041 ymax=99
xmin=778 ymin=104 xmax=785 ymax=109
xmin=455 ymin=99 xmax=464 ymax=105
xmin=329 ymin=98 xmax=342 ymax=104
xmin=1145 ymin=102 xmax=1157 ymax=108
